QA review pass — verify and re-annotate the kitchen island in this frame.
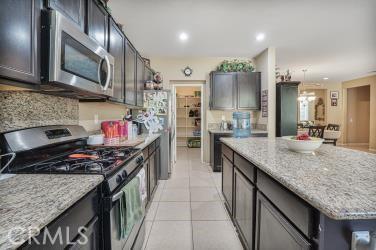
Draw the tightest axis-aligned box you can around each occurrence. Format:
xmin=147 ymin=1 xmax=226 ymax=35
xmin=220 ymin=137 xmax=376 ymax=250
xmin=0 ymin=174 xmax=103 ymax=249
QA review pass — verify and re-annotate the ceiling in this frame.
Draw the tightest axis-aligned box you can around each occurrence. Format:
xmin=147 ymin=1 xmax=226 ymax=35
xmin=108 ymin=0 xmax=376 ymax=83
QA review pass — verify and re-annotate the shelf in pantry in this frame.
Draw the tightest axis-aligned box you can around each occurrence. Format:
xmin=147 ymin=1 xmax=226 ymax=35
xmin=177 ymin=97 xmax=201 ymax=99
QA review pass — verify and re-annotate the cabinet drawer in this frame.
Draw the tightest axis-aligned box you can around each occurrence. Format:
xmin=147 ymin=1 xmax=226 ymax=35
xmin=149 ymin=141 xmax=156 ymax=155
xmin=257 ymin=171 xmax=312 ymax=238
xmin=142 ymin=147 xmax=149 ymax=159
xmin=234 ymin=153 xmax=255 ymax=184
xmin=222 ymin=143 xmax=233 ymax=162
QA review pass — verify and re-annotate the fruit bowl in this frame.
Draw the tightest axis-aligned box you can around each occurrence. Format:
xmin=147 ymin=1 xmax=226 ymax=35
xmin=282 ymin=135 xmax=324 ymax=153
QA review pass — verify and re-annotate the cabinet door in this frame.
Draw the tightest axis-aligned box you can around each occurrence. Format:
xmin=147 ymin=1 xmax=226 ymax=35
xmin=145 ymin=67 xmax=153 ymax=82
xmin=155 ymin=146 xmax=161 ymax=180
xmin=0 ymin=0 xmax=41 ymax=84
xmin=234 ymin=168 xmax=255 ymax=250
xmin=87 ymin=0 xmax=108 ymax=49
xmin=143 ymin=160 xmax=150 ymax=204
xmin=108 ymin=18 xmax=124 ymax=103
xmin=124 ymin=40 xmax=136 ymax=106
xmin=136 ymin=55 xmax=144 ymax=107
xmin=222 ymin=155 xmax=233 ymax=214
xmin=255 ymin=192 xmax=311 ymax=250
xmin=278 ymin=85 xmax=298 ymax=137
xmin=237 ymin=72 xmax=261 ymax=110
xmin=210 ymin=72 xmax=236 ymax=110
xmin=149 ymin=151 xmax=156 ymax=196
xmin=48 ymin=0 xmax=85 ymax=30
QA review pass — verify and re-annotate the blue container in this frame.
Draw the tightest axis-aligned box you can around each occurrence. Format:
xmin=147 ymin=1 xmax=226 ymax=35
xmin=232 ymin=112 xmax=251 ymax=138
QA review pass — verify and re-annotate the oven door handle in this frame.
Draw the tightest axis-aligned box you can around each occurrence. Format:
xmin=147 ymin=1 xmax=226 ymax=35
xmin=112 ymin=190 xmax=124 ymax=202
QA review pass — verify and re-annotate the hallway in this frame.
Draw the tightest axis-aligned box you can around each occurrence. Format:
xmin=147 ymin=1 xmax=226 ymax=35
xmin=142 ymin=147 xmax=243 ymax=250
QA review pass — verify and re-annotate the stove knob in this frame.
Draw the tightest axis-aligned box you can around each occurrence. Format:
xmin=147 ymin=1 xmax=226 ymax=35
xmin=116 ymin=175 xmax=123 ymax=183
xmin=136 ymin=156 xmax=144 ymax=165
xmin=122 ymin=170 xmax=127 ymax=178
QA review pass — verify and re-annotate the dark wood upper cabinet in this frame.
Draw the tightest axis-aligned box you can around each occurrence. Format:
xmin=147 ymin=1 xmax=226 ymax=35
xmin=210 ymin=72 xmax=236 ymax=110
xmin=276 ymin=81 xmax=300 ymax=137
xmin=108 ymin=18 xmax=124 ymax=103
xmin=237 ymin=72 xmax=261 ymax=110
xmin=0 ymin=0 xmax=42 ymax=84
xmin=124 ymin=40 xmax=137 ymax=106
xmin=136 ymin=54 xmax=144 ymax=107
xmin=145 ymin=66 xmax=153 ymax=82
xmin=255 ymin=192 xmax=311 ymax=250
xmin=47 ymin=0 xmax=85 ymax=30
xmin=210 ymin=72 xmax=261 ymax=110
xmin=87 ymin=0 xmax=108 ymax=49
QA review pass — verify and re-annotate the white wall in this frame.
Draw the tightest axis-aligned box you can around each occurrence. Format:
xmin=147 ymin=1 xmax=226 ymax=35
xmin=150 ymin=56 xmax=260 ymax=162
xmin=254 ymin=48 xmax=276 ymax=137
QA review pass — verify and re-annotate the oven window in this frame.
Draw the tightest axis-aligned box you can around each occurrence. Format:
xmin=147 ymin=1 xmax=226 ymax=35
xmin=61 ymin=32 xmax=100 ymax=83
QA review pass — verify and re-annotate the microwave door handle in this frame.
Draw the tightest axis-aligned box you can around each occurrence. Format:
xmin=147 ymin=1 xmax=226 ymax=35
xmin=103 ymin=55 xmax=111 ymax=91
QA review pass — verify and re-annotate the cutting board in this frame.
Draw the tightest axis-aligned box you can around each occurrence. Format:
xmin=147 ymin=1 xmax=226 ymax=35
xmin=88 ymin=138 xmax=145 ymax=148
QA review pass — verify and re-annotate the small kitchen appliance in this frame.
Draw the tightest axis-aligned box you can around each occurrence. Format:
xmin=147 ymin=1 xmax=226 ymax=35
xmin=42 ymin=10 xmax=115 ymax=98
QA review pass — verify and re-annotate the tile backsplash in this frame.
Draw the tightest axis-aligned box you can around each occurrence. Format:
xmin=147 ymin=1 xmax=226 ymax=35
xmin=0 ymin=91 xmax=79 ymax=133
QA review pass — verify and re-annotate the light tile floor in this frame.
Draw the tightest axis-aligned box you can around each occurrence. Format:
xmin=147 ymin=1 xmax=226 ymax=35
xmin=143 ymin=147 xmax=243 ymax=250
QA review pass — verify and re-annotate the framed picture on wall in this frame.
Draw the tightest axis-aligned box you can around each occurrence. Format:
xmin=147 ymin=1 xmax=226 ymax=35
xmin=331 ymin=98 xmax=338 ymax=106
xmin=330 ymin=91 xmax=339 ymax=99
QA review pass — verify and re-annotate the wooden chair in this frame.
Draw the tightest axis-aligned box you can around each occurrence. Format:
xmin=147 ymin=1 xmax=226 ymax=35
xmin=308 ymin=125 xmax=325 ymax=138
xmin=324 ymin=124 xmax=341 ymax=145
xmin=326 ymin=124 xmax=340 ymax=131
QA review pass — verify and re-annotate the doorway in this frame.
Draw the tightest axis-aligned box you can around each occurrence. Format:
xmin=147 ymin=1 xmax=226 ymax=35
xmin=171 ymin=82 xmax=204 ymax=164
xmin=346 ymin=85 xmax=370 ymax=146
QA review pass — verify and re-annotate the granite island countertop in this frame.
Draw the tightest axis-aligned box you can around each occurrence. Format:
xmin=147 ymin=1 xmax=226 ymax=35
xmin=220 ymin=137 xmax=376 ymax=220
xmin=0 ymin=174 xmax=103 ymax=250
xmin=208 ymin=129 xmax=268 ymax=135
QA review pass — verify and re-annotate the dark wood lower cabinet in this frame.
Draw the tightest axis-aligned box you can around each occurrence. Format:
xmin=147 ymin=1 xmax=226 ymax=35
xmin=149 ymin=150 xmax=156 ymax=196
xmin=143 ymin=160 xmax=149 ymax=203
xmin=234 ymin=168 xmax=255 ymax=250
xmin=255 ymin=192 xmax=311 ymax=250
xmin=222 ymin=155 xmax=233 ymax=214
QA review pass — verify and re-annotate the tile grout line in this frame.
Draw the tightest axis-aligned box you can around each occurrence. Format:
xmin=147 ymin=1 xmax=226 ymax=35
xmin=188 ymin=154 xmax=195 ymax=250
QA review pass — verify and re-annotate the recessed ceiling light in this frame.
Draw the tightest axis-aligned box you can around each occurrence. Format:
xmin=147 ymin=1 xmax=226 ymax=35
xmin=323 ymin=77 xmax=329 ymax=80
xmin=179 ymin=32 xmax=188 ymax=41
xmin=256 ymin=33 xmax=265 ymax=41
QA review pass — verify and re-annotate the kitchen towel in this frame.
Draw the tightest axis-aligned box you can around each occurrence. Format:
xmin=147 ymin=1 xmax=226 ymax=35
xmin=137 ymin=168 xmax=147 ymax=202
xmin=118 ymin=177 xmax=143 ymax=240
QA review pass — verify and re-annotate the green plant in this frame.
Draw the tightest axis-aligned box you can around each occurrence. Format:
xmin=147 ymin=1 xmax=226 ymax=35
xmin=217 ymin=59 xmax=255 ymax=73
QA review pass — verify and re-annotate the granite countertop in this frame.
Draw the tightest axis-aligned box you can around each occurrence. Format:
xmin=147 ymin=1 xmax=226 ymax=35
xmin=220 ymin=137 xmax=376 ymax=220
xmin=0 ymin=174 xmax=103 ymax=249
xmin=135 ymin=133 xmax=161 ymax=150
xmin=208 ymin=129 xmax=268 ymax=134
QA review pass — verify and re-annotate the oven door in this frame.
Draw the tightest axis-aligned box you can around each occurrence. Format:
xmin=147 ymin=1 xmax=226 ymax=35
xmin=48 ymin=10 xmax=114 ymax=97
xmin=103 ymin=166 xmax=146 ymax=250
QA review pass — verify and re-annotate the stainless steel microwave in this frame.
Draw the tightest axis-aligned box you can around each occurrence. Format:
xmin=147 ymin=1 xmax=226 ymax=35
xmin=46 ymin=10 xmax=114 ymax=97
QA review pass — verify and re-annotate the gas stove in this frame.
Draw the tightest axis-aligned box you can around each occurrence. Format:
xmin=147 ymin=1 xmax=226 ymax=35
xmin=20 ymin=147 xmax=141 ymax=176
xmin=0 ymin=125 xmax=144 ymax=193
